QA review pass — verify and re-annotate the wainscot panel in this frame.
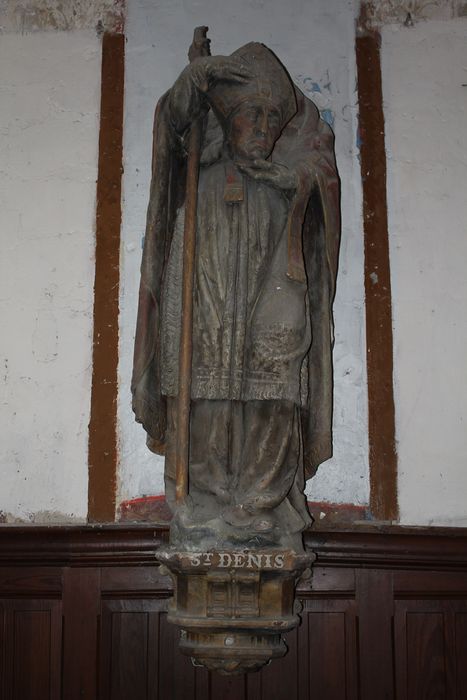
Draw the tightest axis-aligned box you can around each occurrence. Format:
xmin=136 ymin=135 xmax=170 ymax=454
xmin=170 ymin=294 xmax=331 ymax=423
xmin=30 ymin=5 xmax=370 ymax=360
xmin=1 ymin=525 xmax=467 ymax=699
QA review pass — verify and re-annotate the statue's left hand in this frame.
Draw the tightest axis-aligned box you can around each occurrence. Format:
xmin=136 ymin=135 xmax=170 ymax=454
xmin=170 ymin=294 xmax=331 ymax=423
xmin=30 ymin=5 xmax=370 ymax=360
xmin=236 ymin=159 xmax=298 ymax=192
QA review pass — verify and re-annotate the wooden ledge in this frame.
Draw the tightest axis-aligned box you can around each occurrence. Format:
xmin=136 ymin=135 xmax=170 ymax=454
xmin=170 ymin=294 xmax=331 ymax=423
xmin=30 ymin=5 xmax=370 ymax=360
xmin=0 ymin=525 xmax=467 ymax=571
xmin=305 ymin=527 xmax=467 ymax=571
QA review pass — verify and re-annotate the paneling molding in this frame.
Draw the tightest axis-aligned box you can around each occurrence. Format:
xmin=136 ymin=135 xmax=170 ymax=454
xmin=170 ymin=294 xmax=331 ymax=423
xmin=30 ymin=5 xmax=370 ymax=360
xmin=1 ymin=526 xmax=467 ymax=571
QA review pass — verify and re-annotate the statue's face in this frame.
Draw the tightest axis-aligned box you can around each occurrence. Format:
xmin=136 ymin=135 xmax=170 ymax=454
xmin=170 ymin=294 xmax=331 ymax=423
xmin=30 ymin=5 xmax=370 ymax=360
xmin=227 ymin=102 xmax=282 ymax=161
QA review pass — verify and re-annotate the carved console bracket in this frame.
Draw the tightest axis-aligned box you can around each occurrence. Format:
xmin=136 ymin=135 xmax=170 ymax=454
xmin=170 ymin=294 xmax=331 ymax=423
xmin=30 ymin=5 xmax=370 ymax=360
xmin=158 ymin=548 xmax=315 ymax=674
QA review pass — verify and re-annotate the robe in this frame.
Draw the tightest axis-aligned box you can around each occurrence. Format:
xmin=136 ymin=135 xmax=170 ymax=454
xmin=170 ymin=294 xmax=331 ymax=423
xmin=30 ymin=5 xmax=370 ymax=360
xmin=132 ymin=81 xmax=341 ymax=494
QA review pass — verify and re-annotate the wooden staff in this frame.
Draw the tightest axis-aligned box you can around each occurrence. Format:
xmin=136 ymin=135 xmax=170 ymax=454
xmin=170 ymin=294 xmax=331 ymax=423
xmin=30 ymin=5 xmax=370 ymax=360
xmin=175 ymin=27 xmax=211 ymax=504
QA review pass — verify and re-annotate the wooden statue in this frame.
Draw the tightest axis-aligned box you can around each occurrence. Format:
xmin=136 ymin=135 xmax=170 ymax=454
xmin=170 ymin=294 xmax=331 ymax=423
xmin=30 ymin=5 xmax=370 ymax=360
xmin=132 ymin=28 xmax=340 ymax=673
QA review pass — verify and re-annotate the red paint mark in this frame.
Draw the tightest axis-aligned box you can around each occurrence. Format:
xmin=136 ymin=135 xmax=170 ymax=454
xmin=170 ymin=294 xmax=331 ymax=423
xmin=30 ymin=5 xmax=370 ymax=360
xmin=119 ymin=495 xmax=172 ymax=523
xmin=118 ymin=495 xmax=370 ymax=527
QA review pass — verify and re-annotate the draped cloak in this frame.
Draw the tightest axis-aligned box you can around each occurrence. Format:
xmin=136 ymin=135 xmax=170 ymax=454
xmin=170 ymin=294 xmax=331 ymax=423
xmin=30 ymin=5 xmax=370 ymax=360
xmin=132 ymin=84 xmax=340 ymax=481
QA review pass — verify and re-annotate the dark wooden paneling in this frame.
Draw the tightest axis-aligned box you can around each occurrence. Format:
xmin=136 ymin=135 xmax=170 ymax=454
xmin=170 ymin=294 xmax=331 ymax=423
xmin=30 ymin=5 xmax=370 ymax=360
xmin=407 ymin=612 xmax=447 ymax=699
xmin=100 ymin=565 xmax=171 ymax=596
xmin=2 ymin=525 xmax=467 ymax=571
xmin=97 ymin=591 xmax=359 ymax=700
xmin=394 ymin=570 xmax=467 ymax=596
xmin=0 ymin=526 xmax=169 ymax=567
xmin=62 ymin=568 xmax=100 ymax=700
xmin=99 ymin=599 xmax=169 ymax=700
xmin=306 ymin=601 xmax=358 ymax=700
xmin=0 ymin=568 xmax=62 ymax=597
xmin=1 ymin=526 xmax=467 ymax=699
xmin=306 ymin=528 xmax=467 ymax=571
xmin=156 ymin=610 xmax=198 ymax=700
xmin=455 ymin=613 xmax=467 ymax=697
xmin=106 ymin=607 xmax=151 ymax=699
xmin=356 ymin=569 xmax=394 ymax=700
xmin=258 ymin=624 xmax=300 ymax=700
xmin=308 ymin=612 xmax=348 ymax=699
xmin=0 ymin=599 xmax=62 ymax=700
xmin=209 ymin=665 xmax=248 ymax=700
xmin=395 ymin=600 xmax=467 ymax=700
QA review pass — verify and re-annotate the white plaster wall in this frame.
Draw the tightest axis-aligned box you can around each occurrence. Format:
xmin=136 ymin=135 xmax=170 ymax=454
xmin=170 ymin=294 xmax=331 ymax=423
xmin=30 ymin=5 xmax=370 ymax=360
xmin=0 ymin=32 xmax=101 ymax=522
xmin=118 ymin=0 xmax=369 ymax=506
xmin=382 ymin=19 xmax=467 ymax=525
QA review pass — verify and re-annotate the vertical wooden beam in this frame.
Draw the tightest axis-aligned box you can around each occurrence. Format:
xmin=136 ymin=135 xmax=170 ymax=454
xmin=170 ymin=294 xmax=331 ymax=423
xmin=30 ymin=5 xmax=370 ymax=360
xmin=356 ymin=569 xmax=395 ymax=699
xmin=88 ymin=33 xmax=125 ymax=522
xmin=62 ymin=568 xmax=101 ymax=699
xmin=356 ymin=8 xmax=399 ymax=520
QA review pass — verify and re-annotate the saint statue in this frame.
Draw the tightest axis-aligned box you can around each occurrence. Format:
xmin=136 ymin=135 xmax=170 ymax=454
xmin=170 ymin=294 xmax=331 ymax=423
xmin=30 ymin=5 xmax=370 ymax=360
xmin=132 ymin=35 xmax=340 ymax=552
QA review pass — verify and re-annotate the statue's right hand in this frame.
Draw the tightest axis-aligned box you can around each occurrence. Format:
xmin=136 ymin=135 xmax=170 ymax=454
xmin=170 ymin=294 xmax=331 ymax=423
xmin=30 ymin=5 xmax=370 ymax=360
xmin=190 ymin=56 xmax=253 ymax=93
xmin=168 ymin=56 xmax=253 ymax=135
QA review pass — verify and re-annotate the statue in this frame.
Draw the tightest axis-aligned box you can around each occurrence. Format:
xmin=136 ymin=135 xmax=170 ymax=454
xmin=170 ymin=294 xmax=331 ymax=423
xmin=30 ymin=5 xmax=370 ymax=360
xmin=132 ymin=28 xmax=340 ymax=673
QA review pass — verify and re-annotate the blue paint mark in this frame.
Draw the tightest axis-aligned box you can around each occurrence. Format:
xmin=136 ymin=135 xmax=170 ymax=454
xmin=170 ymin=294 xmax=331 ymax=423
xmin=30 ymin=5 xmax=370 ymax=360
xmin=321 ymin=109 xmax=335 ymax=128
xmin=301 ymin=77 xmax=322 ymax=95
xmin=356 ymin=127 xmax=362 ymax=150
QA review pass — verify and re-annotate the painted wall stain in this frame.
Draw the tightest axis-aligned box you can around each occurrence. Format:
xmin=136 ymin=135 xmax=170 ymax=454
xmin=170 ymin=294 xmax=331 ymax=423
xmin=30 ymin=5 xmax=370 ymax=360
xmin=363 ymin=0 xmax=466 ymax=27
xmin=0 ymin=0 xmax=125 ymax=34
xmin=295 ymin=71 xmax=336 ymax=128
xmin=0 ymin=508 xmax=85 ymax=524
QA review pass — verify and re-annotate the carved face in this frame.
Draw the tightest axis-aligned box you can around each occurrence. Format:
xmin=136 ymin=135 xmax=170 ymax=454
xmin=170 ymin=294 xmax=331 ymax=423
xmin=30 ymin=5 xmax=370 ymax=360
xmin=227 ymin=102 xmax=282 ymax=161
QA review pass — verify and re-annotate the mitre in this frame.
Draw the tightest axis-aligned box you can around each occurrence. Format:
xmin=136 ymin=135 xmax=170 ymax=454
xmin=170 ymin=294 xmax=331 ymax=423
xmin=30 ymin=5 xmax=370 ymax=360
xmin=208 ymin=42 xmax=297 ymax=129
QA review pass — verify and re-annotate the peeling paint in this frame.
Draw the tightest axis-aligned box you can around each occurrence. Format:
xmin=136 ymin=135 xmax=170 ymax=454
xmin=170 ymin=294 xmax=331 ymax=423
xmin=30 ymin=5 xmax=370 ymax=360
xmin=295 ymin=71 xmax=336 ymax=128
xmin=0 ymin=509 xmax=85 ymax=524
xmin=0 ymin=0 xmax=124 ymax=34
xmin=363 ymin=0 xmax=466 ymax=27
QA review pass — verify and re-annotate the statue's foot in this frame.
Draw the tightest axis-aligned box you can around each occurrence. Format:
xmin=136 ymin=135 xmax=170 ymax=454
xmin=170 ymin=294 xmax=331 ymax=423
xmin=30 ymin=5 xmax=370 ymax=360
xmin=251 ymin=515 xmax=274 ymax=533
xmin=213 ymin=486 xmax=231 ymax=504
xmin=222 ymin=504 xmax=254 ymax=528
xmin=223 ymin=505 xmax=276 ymax=534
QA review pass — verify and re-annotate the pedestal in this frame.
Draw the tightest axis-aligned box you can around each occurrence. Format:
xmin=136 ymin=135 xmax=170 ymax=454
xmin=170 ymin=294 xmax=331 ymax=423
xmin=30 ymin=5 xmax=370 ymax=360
xmin=158 ymin=547 xmax=314 ymax=674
